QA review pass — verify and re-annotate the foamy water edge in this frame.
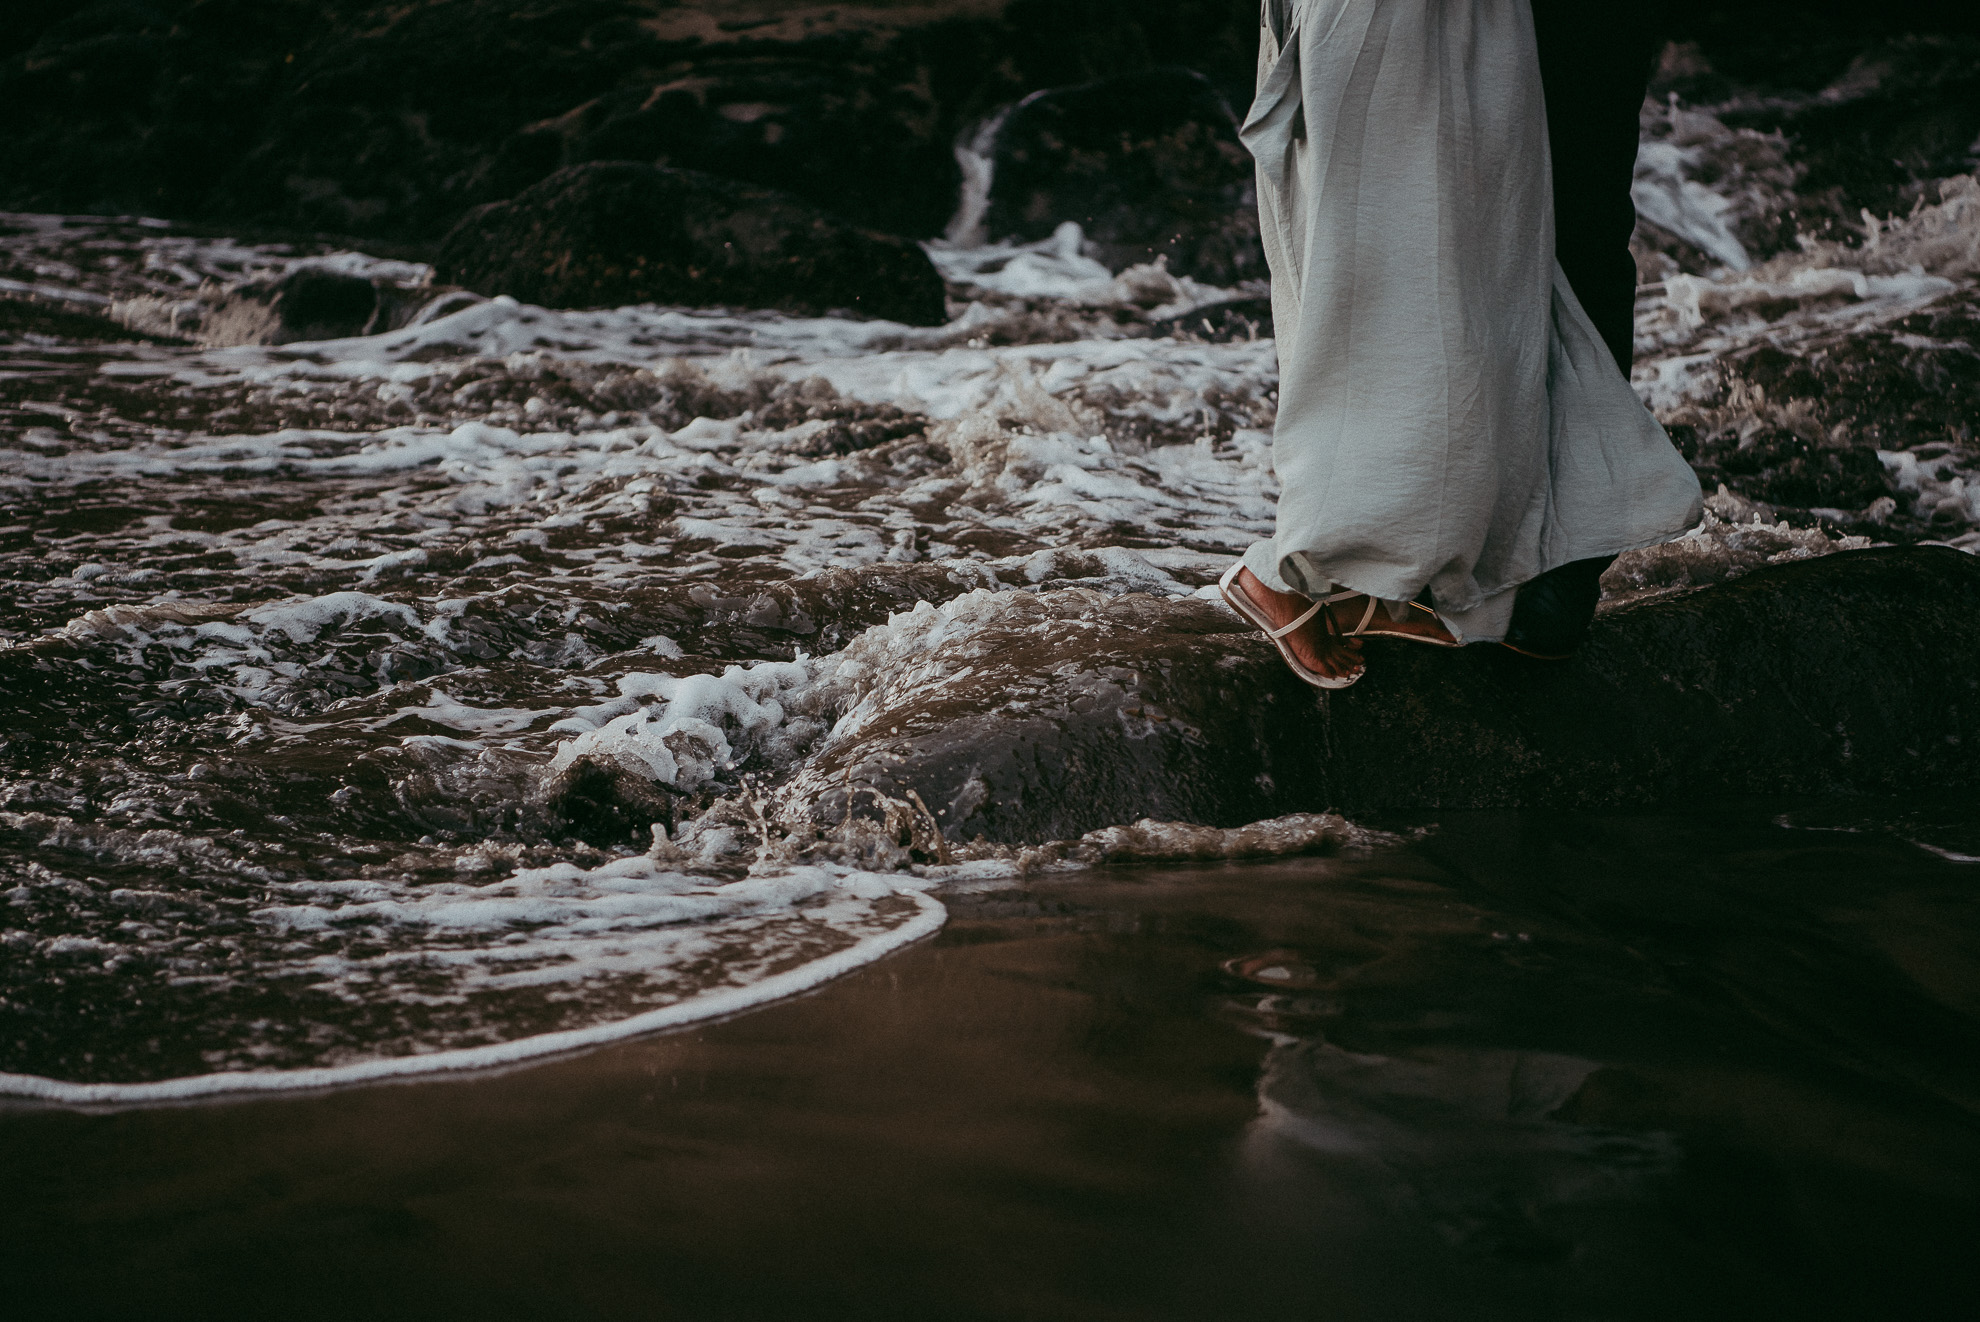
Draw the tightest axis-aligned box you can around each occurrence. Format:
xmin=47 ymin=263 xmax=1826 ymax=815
xmin=0 ymin=884 xmax=945 ymax=1108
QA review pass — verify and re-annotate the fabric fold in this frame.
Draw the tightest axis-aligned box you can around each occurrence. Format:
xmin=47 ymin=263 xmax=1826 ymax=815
xmin=1239 ymin=9 xmax=1305 ymax=197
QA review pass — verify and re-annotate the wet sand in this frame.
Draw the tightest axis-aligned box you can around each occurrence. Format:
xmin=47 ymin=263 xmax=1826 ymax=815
xmin=4 ymin=809 xmax=1978 ymax=1320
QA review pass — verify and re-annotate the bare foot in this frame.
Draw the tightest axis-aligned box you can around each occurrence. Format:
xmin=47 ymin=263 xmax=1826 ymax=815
xmin=1231 ymin=566 xmax=1365 ymax=682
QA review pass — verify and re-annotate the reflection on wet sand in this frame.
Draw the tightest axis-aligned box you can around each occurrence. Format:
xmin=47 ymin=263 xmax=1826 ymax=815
xmin=2 ymin=809 xmax=1977 ymax=1319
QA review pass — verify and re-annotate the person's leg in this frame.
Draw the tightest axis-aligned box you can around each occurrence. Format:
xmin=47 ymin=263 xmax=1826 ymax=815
xmin=1504 ymin=555 xmax=1610 ymax=659
xmin=1509 ymin=1 xmax=1665 ymax=657
xmin=1528 ymin=0 xmax=1664 ymax=375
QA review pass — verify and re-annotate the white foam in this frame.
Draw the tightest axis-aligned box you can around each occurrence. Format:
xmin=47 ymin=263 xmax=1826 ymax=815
xmin=374 ymin=693 xmax=545 ymax=736
xmin=727 ymin=334 xmax=1280 ymax=425
xmin=1663 ymin=266 xmax=1956 ymax=333
xmin=1634 ymin=174 xmax=1980 ymax=366
xmin=941 ymin=109 xmax=1010 ymax=247
xmin=0 ymin=210 xmax=433 ymax=305
xmin=1632 ymin=138 xmax=1753 ymax=271
xmin=927 ymin=221 xmax=1118 ymax=300
xmin=1910 ymin=841 xmax=1980 ymax=864
xmin=244 ymin=591 xmax=420 ymax=642
xmin=2 ymin=354 xmax=1279 ymax=588
xmin=0 ymin=872 xmax=943 ymax=1108
xmin=0 ymin=277 xmax=110 ymax=305
xmin=926 ymin=223 xmax=1248 ymax=318
xmin=547 ymin=660 xmax=825 ymax=791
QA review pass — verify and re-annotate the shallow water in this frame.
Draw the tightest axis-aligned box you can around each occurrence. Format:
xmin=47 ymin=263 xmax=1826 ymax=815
xmin=4 ymin=47 xmax=1980 ymax=1164
xmin=6 ymin=193 xmax=1976 ymax=1095
xmin=5 ymin=808 xmax=1977 ymax=1320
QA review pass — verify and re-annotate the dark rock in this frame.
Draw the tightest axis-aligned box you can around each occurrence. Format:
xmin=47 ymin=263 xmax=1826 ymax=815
xmin=605 ymin=561 xmax=1001 ymax=665
xmin=3 ymin=2 xmax=1971 ymax=252
xmin=115 ymin=265 xmax=389 ymax=346
xmin=206 ymin=0 xmax=667 ymax=234
xmin=530 ymin=54 xmax=962 ymax=240
xmin=984 ymin=66 xmax=1265 ymax=284
xmin=260 ymin=266 xmax=381 ymax=341
xmin=771 ymin=548 xmax=1980 ymax=843
xmin=1691 ymin=422 xmax=1895 ymax=511
xmin=437 ymin=162 xmax=949 ymax=323
xmin=0 ymin=0 xmax=86 ymax=60
xmin=546 ymin=754 xmax=691 ymax=848
xmin=0 ymin=2 xmax=1273 ymax=243
xmin=1662 ymin=0 xmax=1980 ymax=95
xmin=1674 ymin=306 xmax=1980 ymax=533
xmin=1825 ymin=289 xmax=1980 ymax=450
xmin=1715 ymin=35 xmax=1980 ymax=229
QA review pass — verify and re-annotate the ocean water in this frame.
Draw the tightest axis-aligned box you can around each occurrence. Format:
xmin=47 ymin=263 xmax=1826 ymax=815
xmin=2 ymin=103 xmax=1979 ymax=1101
xmin=3 ymin=810 xmax=1976 ymax=1320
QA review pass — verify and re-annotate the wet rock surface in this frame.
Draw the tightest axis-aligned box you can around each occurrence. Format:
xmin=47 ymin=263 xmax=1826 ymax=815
xmin=3 ymin=142 xmax=1977 ymax=1083
xmin=1631 ymin=161 xmax=1980 ymax=546
xmin=1636 ymin=26 xmax=1980 ymax=276
xmin=982 ymin=67 xmax=1264 ymax=284
xmin=1327 ymin=546 xmax=1980 ymax=810
xmin=772 ymin=589 xmax=1325 ymax=846
xmin=437 ymin=162 xmax=949 ymax=322
xmin=110 ymin=264 xmax=417 ymax=347
xmin=1669 ymin=287 xmax=1980 ymax=537
xmin=776 ymin=548 xmax=1980 ymax=844
xmin=1710 ymin=35 xmax=1980 ymax=231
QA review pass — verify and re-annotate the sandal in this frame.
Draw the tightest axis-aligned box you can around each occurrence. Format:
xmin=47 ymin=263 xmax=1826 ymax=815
xmin=1219 ymin=562 xmax=1366 ymax=690
xmin=1336 ymin=595 xmax=1460 ymax=648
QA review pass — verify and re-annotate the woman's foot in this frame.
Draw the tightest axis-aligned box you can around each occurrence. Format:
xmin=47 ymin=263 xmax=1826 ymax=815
xmin=1339 ymin=593 xmax=1460 ymax=647
xmin=1234 ymin=567 xmax=1456 ymax=652
xmin=1227 ymin=566 xmax=1365 ymax=684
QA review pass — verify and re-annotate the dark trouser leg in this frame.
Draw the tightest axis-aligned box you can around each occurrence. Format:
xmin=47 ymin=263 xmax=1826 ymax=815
xmin=1505 ymin=1 xmax=1664 ymax=656
xmin=1504 ymin=555 xmax=1611 ymax=658
xmin=1529 ymin=0 xmax=1664 ymax=375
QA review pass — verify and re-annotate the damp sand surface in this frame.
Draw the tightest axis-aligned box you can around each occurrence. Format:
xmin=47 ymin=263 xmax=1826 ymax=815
xmin=4 ymin=806 xmax=1978 ymax=1321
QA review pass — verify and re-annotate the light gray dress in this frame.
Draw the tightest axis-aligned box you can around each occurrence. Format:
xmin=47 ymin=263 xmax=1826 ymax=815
xmin=1236 ymin=0 xmax=1702 ymax=642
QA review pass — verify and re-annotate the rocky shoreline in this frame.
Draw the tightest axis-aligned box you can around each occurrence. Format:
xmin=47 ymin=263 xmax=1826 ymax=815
xmin=1 ymin=1 xmax=1977 ymax=1085
xmin=734 ymin=546 xmax=1980 ymax=848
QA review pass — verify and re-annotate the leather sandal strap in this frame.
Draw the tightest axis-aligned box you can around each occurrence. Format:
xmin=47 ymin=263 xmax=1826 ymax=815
xmin=1310 ymin=590 xmax=1381 ymax=638
xmin=1348 ymin=596 xmax=1379 ymax=636
xmin=1267 ymin=599 xmax=1325 ymax=639
xmin=1414 ymin=601 xmax=1455 ymax=635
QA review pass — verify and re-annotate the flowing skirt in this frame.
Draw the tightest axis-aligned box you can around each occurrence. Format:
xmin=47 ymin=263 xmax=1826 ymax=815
xmin=1236 ymin=0 xmax=1702 ymax=642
